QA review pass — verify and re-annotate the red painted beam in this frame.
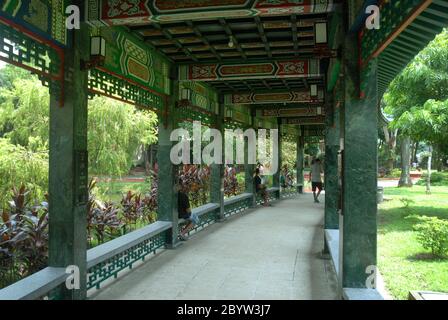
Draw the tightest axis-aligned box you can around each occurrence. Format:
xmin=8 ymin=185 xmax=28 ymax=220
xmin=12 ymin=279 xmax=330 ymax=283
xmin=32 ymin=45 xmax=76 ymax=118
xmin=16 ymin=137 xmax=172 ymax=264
xmin=85 ymin=0 xmax=334 ymax=26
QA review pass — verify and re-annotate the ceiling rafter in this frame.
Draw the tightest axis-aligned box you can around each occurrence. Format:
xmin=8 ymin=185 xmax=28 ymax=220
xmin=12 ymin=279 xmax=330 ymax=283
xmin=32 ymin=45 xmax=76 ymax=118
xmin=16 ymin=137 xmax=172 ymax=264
xmin=219 ymin=18 xmax=247 ymax=60
xmin=302 ymin=78 xmax=309 ymax=89
xmin=254 ymin=16 xmax=272 ymax=59
xmin=185 ymin=20 xmax=222 ymax=62
xmin=291 ymin=14 xmax=299 ymax=57
xmin=152 ymin=22 xmax=199 ymax=62
xmin=223 ymin=82 xmax=238 ymax=93
xmin=281 ymin=79 xmax=291 ymax=91
xmin=262 ymin=80 xmax=272 ymax=90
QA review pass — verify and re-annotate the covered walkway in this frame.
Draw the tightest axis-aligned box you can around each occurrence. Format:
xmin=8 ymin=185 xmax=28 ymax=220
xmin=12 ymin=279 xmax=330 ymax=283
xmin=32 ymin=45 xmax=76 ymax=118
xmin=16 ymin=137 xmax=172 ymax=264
xmin=91 ymin=195 xmax=338 ymax=300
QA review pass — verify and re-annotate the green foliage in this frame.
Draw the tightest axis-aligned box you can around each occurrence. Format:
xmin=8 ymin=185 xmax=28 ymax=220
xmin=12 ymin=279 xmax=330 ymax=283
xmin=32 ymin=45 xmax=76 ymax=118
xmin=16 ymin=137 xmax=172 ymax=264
xmin=399 ymin=197 xmax=415 ymax=216
xmin=382 ymin=168 xmax=402 ymax=178
xmin=281 ymin=141 xmax=297 ymax=170
xmin=378 ymin=186 xmax=448 ymax=299
xmin=0 ymin=185 xmax=49 ymax=288
xmin=87 ymin=96 xmax=158 ymax=176
xmin=384 ymin=29 xmax=448 ymax=150
xmin=178 ymin=165 xmax=210 ymax=208
xmin=0 ymin=64 xmax=30 ymax=92
xmin=0 ymin=78 xmax=49 ymax=146
xmin=0 ymin=72 xmax=158 ymax=178
xmin=409 ymin=215 xmax=448 ymax=258
xmin=417 ymin=172 xmax=448 ymax=186
xmin=0 ymin=138 xmax=48 ymax=209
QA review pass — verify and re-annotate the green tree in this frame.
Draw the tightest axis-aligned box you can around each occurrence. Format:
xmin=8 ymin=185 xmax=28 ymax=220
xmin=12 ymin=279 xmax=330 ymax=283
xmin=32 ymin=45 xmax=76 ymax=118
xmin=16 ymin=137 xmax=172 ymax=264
xmin=0 ymin=77 xmax=49 ymax=147
xmin=0 ymin=70 xmax=158 ymax=178
xmin=0 ymin=64 xmax=30 ymax=91
xmin=87 ymin=96 xmax=158 ymax=176
xmin=384 ymin=29 xmax=448 ymax=190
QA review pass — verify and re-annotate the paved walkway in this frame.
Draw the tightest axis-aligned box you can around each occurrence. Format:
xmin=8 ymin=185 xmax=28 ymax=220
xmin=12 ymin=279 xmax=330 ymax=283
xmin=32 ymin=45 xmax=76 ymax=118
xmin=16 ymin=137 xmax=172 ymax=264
xmin=91 ymin=194 xmax=339 ymax=300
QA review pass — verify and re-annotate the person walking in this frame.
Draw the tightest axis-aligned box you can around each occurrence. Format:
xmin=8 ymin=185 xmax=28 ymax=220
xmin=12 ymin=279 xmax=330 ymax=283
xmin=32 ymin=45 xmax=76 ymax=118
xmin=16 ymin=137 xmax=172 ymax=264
xmin=309 ymin=158 xmax=324 ymax=203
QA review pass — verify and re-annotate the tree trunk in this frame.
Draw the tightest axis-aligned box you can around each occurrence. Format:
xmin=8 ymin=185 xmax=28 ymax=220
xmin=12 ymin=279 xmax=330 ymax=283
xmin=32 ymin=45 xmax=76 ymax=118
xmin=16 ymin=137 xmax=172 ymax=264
xmin=399 ymin=136 xmax=413 ymax=187
xmin=435 ymin=145 xmax=443 ymax=172
xmin=383 ymin=127 xmax=398 ymax=173
xmin=413 ymin=141 xmax=419 ymax=165
xmin=386 ymin=158 xmax=394 ymax=173
xmin=426 ymin=146 xmax=432 ymax=195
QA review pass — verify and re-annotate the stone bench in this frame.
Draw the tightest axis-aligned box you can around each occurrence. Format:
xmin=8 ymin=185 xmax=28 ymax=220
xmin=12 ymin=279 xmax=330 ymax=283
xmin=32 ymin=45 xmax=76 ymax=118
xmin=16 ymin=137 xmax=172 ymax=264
xmin=256 ymin=187 xmax=280 ymax=204
xmin=224 ymin=193 xmax=253 ymax=206
xmin=0 ymin=267 xmax=67 ymax=300
xmin=178 ymin=202 xmax=220 ymax=225
xmin=87 ymin=221 xmax=172 ymax=269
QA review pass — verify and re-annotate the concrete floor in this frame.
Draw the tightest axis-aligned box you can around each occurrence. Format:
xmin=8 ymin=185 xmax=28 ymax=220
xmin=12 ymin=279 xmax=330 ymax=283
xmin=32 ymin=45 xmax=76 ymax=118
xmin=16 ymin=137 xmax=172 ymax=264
xmin=91 ymin=194 xmax=339 ymax=300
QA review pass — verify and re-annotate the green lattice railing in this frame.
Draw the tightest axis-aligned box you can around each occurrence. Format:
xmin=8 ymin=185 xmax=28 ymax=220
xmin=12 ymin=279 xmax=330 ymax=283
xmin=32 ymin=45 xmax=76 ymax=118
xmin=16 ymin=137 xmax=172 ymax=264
xmin=88 ymin=68 xmax=165 ymax=111
xmin=0 ymin=21 xmax=63 ymax=99
xmin=87 ymin=229 xmax=168 ymax=290
xmin=1 ymin=193 xmax=285 ymax=299
xmin=224 ymin=194 xmax=253 ymax=217
xmin=281 ymin=187 xmax=300 ymax=199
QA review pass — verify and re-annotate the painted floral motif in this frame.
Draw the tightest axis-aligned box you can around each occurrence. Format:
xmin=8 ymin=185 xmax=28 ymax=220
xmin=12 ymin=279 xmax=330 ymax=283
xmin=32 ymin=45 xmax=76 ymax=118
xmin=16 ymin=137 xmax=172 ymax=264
xmin=278 ymin=61 xmax=306 ymax=75
xmin=257 ymin=0 xmax=305 ymax=6
xmin=191 ymin=65 xmax=217 ymax=80
xmin=107 ymin=0 xmax=146 ymax=18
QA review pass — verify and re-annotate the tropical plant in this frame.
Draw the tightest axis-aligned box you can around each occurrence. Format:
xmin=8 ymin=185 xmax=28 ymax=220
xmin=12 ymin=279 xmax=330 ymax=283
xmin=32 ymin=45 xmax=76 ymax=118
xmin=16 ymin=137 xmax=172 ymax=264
xmin=224 ymin=166 xmax=238 ymax=197
xmin=178 ymin=165 xmax=211 ymax=207
xmin=0 ymin=185 xmax=49 ymax=287
xmin=410 ymin=215 xmax=448 ymax=258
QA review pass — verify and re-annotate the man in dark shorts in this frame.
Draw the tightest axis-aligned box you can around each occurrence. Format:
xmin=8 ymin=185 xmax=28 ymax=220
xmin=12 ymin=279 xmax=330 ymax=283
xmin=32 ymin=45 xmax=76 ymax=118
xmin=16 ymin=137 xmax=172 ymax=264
xmin=309 ymin=158 xmax=324 ymax=203
xmin=178 ymin=182 xmax=199 ymax=241
xmin=254 ymin=168 xmax=270 ymax=207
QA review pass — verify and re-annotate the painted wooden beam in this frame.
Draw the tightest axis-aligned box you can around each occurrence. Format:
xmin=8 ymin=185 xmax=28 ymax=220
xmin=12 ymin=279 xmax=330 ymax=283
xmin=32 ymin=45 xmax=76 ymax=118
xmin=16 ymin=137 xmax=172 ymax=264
xmin=225 ymin=88 xmax=324 ymax=105
xmin=258 ymin=105 xmax=325 ymax=118
xmin=285 ymin=116 xmax=326 ymax=125
xmin=85 ymin=0 xmax=334 ymax=26
xmin=179 ymin=59 xmax=321 ymax=81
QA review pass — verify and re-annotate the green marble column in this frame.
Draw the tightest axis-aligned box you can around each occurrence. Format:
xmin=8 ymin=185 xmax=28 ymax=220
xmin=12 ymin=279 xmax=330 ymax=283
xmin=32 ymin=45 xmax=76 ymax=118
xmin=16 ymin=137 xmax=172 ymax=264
xmin=273 ymin=119 xmax=282 ymax=198
xmin=296 ymin=133 xmax=305 ymax=194
xmin=245 ymin=138 xmax=256 ymax=207
xmin=48 ymin=24 xmax=89 ymax=300
xmin=245 ymin=109 xmax=256 ymax=206
xmin=324 ymin=95 xmax=340 ymax=230
xmin=157 ymin=69 xmax=179 ymax=248
xmin=211 ymin=100 xmax=225 ymax=220
xmin=341 ymin=35 xmax=378 ymax=289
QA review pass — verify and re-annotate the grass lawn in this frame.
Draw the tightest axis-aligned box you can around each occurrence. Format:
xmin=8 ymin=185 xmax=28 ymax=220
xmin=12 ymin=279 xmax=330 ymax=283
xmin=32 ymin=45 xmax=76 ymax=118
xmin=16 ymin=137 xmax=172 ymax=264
xmin=95 ymin=179 xmax=151 ymax=202
xmin=378 ymin=185 xmax=448 ymax=299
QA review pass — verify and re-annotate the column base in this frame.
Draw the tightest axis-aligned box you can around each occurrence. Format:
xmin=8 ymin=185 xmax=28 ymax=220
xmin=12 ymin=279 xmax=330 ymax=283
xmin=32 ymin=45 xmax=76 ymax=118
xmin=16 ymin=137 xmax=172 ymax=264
xmin=166 ymin=241 xmax=183 ymax=249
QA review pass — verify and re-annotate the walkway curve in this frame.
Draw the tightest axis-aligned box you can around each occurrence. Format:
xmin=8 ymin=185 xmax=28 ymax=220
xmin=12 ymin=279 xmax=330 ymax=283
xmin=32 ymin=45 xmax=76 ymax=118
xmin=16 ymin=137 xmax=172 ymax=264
xmin=91 ymin=194 xmax=339 ymax=300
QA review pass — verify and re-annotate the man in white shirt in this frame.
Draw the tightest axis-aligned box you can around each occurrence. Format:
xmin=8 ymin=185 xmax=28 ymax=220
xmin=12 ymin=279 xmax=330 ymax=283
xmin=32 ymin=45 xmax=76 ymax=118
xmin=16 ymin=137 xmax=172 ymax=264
xmin=309 ymin=158 xmax=324 ymax=203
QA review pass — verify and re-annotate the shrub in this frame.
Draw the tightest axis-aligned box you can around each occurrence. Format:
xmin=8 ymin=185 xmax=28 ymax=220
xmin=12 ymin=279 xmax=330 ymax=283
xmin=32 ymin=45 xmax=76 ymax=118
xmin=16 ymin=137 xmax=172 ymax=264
xmin=178 ymin=165 xmax=210 ymax=207
xmin=411 ymin=215 xmax=448 ymax=258
xmin=0 ymin=185 xmax=49 ymax=288
xmin=417 ymin=172 xmax=448 ymax=186
xmin=0 ymin=138 xmax=48 ymax=209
